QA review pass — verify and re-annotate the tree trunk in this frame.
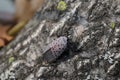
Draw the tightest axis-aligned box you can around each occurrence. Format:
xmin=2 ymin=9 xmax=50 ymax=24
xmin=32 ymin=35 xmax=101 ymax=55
xmin=0 ymin=0 xmax=120 ymax=80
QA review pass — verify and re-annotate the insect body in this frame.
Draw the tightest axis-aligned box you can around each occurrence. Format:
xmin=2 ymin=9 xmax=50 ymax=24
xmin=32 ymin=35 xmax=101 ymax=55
xmin=43 ymin=36 xmax=67 ymax=63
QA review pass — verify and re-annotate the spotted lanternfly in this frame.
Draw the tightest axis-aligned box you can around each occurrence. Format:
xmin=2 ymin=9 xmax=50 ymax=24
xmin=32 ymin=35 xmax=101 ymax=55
xmin=43 ymin=36 xmax=67 ymax=63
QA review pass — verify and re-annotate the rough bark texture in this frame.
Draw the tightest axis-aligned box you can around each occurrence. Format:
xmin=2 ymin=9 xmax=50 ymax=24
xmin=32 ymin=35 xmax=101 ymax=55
xmin=0 ymin=0 xmax=120 ymax=80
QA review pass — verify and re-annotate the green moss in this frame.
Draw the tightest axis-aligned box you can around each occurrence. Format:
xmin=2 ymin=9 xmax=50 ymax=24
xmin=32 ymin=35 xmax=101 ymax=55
xmin=9 ymin=57 xmax=15 ymax=63
xmin=110 ymin=22 xmax=115 ymax=29
xmin=57 ymin=1 xmax=67 ymax=11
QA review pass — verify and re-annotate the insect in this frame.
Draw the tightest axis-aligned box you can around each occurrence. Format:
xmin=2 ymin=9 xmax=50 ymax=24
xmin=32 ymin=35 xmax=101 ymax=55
xmin=43 ymin=36 xmax=67 ymax=63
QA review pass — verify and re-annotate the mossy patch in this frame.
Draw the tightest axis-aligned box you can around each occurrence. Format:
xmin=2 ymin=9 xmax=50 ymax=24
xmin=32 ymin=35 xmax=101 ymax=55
xmin=57 ymin=1 xmax=67 ymax=11
xmin=110 ymin=22 xmax=115 ymax=29
xmin=9 ymin=56 xmax=15 ymax=63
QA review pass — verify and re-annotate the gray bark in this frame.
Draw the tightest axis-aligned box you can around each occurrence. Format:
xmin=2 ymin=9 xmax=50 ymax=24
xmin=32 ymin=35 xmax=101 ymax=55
xmin=0 ymin=0 xmax=120 ymax=80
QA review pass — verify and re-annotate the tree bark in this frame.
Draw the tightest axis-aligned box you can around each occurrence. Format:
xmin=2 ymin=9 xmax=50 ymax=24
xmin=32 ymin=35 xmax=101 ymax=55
xmin=0 ymin=0 xmax=120 ymax=80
